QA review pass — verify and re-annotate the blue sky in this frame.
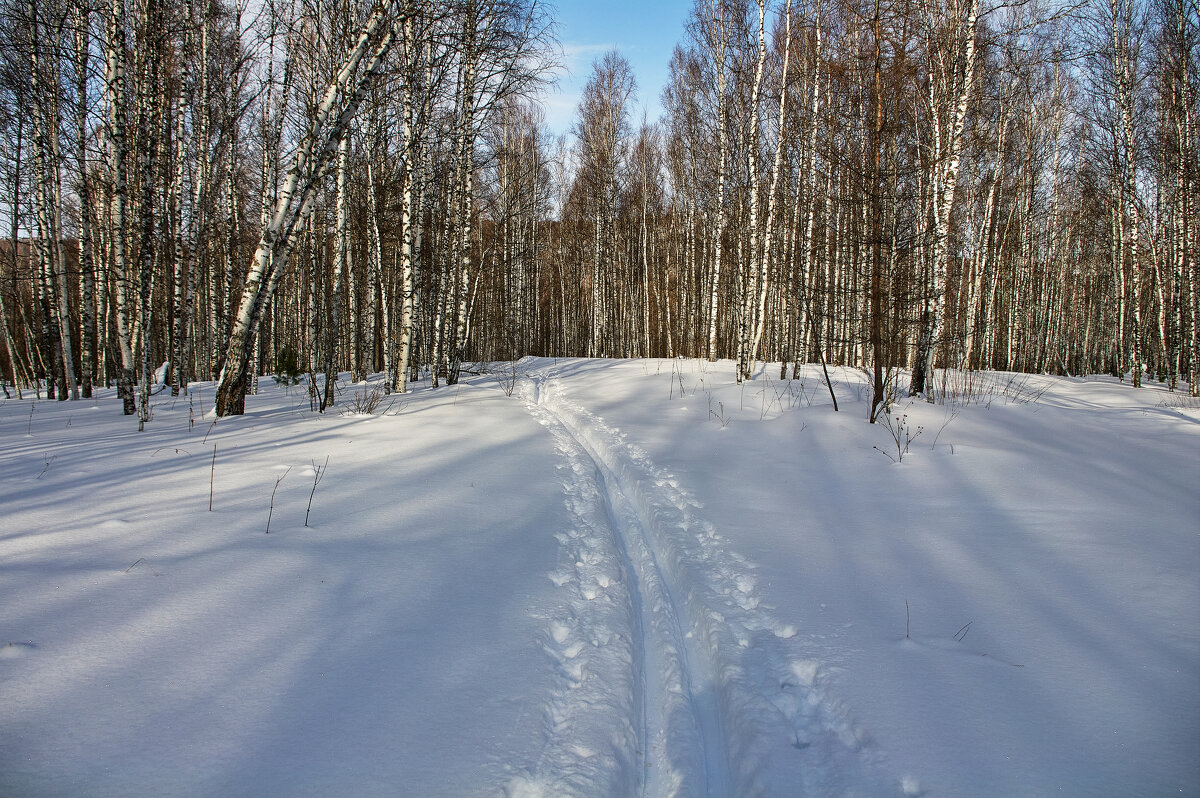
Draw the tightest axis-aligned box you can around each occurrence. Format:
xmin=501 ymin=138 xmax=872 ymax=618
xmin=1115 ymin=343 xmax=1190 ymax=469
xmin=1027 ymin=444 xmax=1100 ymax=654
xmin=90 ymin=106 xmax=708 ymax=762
xmin=540 ymin=0 xmax=694 ymax=140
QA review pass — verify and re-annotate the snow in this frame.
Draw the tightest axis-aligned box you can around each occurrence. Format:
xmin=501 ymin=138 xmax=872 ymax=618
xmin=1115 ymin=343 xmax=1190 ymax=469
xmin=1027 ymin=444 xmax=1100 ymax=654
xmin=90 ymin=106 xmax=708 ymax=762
xmin=2 ymin=359 xmax=1197 ymax=796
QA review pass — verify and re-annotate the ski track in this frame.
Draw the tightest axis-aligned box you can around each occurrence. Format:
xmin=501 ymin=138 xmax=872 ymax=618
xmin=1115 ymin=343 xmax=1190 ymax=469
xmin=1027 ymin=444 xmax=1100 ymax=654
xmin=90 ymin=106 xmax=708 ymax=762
xmin=510 ymin=365 xmax=893 ymax=798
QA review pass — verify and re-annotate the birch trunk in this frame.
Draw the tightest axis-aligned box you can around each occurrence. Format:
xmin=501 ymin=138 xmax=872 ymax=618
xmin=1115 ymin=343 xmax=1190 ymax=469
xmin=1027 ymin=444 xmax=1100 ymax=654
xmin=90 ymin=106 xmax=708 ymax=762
xmin=29 ymin=0 xmax=79 ymax=401
xmin=369 ymin=150 xmax=393 ymax=385
xmin=912 ymin=0 xmax=981 ymax=397
xmin=105 ymin=0 xmax=137 ymax=414
xmin=749 ymin=0 xmax=794 ymax=376
xmin=75 ymin=5 xmax=96 ymax=397
xmin=1114 ymin=0 xmax=1144 ymax=386
xmin=322 ymin=134 xmax=351 ymax=409
xmin=134 ymin=0 xmax=164 ymax=428
xmin=394 ymin=17 xmax=417 ymax=392
xmin=703 ymin=2 xmax=732 ymax=362
xmin=215 ymin=0 xmax=403 ymax=415
xmin=448 ymin=12 xmax=476 ymax=386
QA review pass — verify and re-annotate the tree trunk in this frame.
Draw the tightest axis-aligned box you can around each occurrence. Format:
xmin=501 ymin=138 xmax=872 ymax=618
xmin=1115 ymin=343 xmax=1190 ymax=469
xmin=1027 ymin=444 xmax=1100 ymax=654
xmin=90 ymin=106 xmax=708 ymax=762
xmin=912 ymin=0 xmax=981 ymax=398
xmin=215 ymin=0 xmax=403 ymax=416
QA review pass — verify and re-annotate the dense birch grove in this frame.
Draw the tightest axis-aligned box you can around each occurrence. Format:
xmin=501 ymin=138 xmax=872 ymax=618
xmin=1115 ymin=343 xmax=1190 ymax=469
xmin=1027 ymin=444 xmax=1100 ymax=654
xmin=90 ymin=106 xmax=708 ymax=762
xmin=0 ymin=0 xmax=1196 ymax=420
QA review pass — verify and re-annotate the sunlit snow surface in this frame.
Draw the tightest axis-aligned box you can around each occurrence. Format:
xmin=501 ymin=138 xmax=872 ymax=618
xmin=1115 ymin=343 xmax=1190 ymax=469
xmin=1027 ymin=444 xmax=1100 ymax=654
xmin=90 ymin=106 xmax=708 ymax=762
xmin=1 ymin=359 xmax=1197 ymax=796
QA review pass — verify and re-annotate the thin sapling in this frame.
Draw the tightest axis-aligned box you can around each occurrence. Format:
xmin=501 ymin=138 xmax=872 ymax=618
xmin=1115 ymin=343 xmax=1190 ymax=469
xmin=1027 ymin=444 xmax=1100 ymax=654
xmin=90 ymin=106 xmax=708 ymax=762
xmin=305 ymin=457 xmax=329 ymax=527
xmin=266 ymin=467 xmax=291 ymax=533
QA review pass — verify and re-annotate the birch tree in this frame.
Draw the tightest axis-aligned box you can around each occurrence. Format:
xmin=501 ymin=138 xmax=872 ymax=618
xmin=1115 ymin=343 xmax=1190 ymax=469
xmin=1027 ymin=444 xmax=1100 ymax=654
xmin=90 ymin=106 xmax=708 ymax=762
xmin=575 ymin=51 xmax=635 ymax=358
xmin=910 ymin=0 xmax=982 ymax=397
xmin=28 ymin=0 xmax=80 ymax=401
xmin=692 ymin=0 xmax=738 ymax=361
xmin=214 ymin=0 xmax=406 ymax=416
xmin=104 ymin=0 xmax=138 ymax=414
xmin=735 ymin=0 xmax=769 ymax=382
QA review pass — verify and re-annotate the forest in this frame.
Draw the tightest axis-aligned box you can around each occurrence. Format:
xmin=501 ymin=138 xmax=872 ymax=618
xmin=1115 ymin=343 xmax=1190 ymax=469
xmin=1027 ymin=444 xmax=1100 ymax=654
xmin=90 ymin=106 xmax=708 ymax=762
xmin=2 ymin=2 xmax=1198 ymax=791
xmin=0 ymin=0 xmax=1196 ymax=422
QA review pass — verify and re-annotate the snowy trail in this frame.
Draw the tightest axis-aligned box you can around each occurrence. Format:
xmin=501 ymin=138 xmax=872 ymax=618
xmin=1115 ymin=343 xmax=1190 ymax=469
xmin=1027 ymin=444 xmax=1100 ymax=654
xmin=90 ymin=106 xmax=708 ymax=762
xmin=514 ymin=361 xmax=893 ymax=797
xmin=537 ymin=373 xmax=726 ymax=797
xmin=512 ymin=374 xmax=714 ymax=796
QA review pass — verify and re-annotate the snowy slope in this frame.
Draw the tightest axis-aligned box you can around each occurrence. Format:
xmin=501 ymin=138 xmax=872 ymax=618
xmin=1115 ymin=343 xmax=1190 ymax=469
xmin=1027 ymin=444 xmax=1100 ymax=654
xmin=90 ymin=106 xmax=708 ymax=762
xmin=545 ymin=358 xmax=1200 ymax=797
xmin=1 ymin=379 xmax=567 ymax=796
xmin=2 ymin=360 xmax=1197 ymax=797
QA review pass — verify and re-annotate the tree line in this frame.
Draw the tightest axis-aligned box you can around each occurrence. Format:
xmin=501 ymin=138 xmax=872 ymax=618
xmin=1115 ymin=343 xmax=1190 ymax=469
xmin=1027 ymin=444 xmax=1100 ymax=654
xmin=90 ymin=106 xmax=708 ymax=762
xmin=0 ymin=0 xmax=1195 ymax=423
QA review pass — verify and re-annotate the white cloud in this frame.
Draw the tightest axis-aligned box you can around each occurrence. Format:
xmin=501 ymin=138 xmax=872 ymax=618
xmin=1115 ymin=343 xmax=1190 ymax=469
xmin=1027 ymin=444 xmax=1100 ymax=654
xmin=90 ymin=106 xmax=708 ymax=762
xmin=539 ymin=42 xmax=619 ymax=137
xmin=560 ymin=42 xmax=619 ymax=79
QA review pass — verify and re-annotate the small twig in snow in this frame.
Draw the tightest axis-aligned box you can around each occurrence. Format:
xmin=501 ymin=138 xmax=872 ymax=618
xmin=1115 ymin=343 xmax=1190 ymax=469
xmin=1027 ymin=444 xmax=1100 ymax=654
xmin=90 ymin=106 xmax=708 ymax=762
xmin=931 ymin=408 xmax=960 ymax=451
xmin=209 ymin=444 xmax=217 ymax=511
xmin=305 ymin=456 xmax=329 ymax=527
xmin=266 ymin=467 xmax=291 ymax=533
xmin=36 ymin=454 xmax=55 ymax=480
xmin=151 ymin=447 xmax=191 ymax=457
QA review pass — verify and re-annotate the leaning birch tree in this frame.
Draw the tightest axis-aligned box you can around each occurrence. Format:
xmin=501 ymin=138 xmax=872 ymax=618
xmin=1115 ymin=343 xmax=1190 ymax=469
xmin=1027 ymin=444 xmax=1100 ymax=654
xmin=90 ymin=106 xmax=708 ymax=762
xmin=214 ymin=0 xmax=407 ymax=416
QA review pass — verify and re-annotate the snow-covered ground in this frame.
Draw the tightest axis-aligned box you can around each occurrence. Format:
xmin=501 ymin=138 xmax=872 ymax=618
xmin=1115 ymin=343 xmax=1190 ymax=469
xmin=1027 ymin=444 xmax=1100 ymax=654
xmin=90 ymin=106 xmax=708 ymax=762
xmin=2 ymin=358 xmax=1197 ymax=797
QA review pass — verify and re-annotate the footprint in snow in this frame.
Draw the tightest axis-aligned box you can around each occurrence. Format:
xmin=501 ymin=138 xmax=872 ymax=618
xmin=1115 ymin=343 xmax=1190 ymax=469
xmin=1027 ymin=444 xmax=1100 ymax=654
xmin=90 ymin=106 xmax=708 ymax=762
xmin=735 ymin=594 xmax=761 ymax=610
xmin=550 ymin=621 xmax=572 ymax=644
xmin=0 ymin=642 xmax=36 ymax=660
xmin=547 ymin=571 xmax=573 ymax=587
xmin=785 ymin=659 xmax=821 ymax=688
xmin=561 ymin=658 xmax=584 ymax=685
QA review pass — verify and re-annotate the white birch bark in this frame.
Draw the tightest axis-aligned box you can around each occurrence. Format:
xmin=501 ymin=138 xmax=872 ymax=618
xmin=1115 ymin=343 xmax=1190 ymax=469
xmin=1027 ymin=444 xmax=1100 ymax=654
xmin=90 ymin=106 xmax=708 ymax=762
xmin=448 ymin=8 xmax=477 ymax=385
xmin=322 ymin=134 xmax=351 ymax=409
xmin=369 ymin=149 xmax=394 ymax=386
xmin=105 ymin=0 xmax=137 ymax=414
xmin=1112 ymin=0 xmax=1144 ymax=386
xmin=913 ymin=0 xmax=981 ymax=397
xmin=737 ymin=0 xmax=769 ymax=382
xmin=706 ymin=11 xmax=730 ymax=363
xmin=394 ymin=19 xmax=417 ymax=392
xmin=75 ymin=4 xmax=96 ymax=397
xmin=749 ymin=0 xmax=794 ymax=376
xmin=28 ymin=0 xmax=79 ymax=401
xmin=215 ymin=0 xmax=404 ymax=415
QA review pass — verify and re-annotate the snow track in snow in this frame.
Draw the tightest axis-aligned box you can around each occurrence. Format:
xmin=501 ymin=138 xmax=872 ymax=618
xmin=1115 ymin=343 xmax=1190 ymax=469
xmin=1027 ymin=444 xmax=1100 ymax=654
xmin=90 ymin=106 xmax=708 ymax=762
xmin=513 ymin=364 xmax=893 ymax=797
